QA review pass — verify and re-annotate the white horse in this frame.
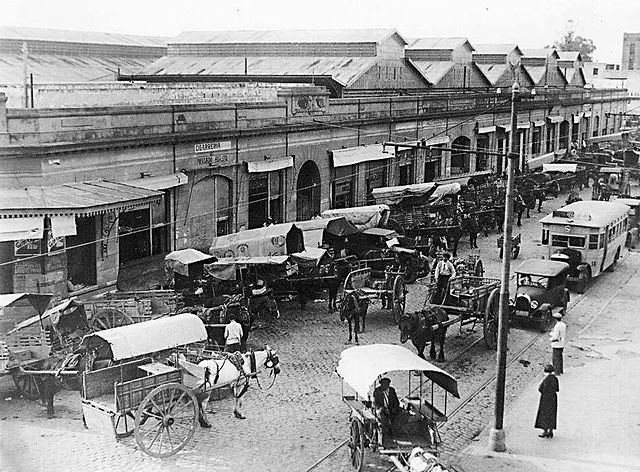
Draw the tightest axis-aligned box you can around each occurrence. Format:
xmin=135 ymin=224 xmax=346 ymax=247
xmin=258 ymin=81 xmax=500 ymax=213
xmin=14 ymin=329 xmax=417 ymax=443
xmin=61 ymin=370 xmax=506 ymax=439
xmin=175 ymin=345 xmax=280 ymax=420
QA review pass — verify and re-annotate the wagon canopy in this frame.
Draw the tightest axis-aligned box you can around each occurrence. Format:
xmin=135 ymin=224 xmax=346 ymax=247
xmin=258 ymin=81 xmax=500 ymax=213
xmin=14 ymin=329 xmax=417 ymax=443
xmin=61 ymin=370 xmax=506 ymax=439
xmin=8 ymin=298 xmax=88 ymax=334
xmin=209 ymin=223 xmax=304 ymax=258
xmin=336 ymin=344 xmax=459 ymax=399
xmin=527 ymin=151 xmax=557 ymax=170
xmin=204 ymin=255 xmax=295 ymax=281
xmin=586 ymin=131 xmax=629 ymax=145
xmin=321 ymin=205 xmax=390 ymax=231
xmin=0 ymin=293 xmax=52 ymax=334
xmin=542 ymin=163 xmax=578 ymax=173
xmin=165 ymin=248 xmax=217 ymax=276
xmin=294 ymin=217 xmax=358 ymax=248
xmin=428 ymin=182 xmax=461 ymax=205
xmin=371 ymin=182 xmax=438 ymax=205
xmin=80 ymin=313 xmax=206 ymax=361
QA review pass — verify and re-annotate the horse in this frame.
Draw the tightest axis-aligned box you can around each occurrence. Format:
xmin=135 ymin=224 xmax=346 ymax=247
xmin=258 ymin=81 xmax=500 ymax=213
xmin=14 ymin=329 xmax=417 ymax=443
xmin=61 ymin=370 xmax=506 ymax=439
xmin=398 ymin=307 xmax=449 ymax=361
xmin=174 ymin=345 xmax=280 ymax=420
xmin=339 ymin=290 xmax=370 ymax=344
xmin=30 ymin=352 xmax=87 ymax=418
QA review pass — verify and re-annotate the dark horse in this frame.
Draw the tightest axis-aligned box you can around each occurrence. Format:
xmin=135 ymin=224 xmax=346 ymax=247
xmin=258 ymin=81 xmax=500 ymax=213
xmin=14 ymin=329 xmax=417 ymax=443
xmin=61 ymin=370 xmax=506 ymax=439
xmin=339 ymin=290 xmax=370 ymax=344
xmin=298 ymin=258 xmax=354 ymax=312
xmin=398 ymin=306 xmax=449 ymax=361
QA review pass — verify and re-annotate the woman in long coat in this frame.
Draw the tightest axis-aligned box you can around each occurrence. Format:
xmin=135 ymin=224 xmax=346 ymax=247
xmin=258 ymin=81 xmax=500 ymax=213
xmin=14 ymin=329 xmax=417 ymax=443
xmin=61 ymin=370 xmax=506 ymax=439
xmin=535 ymin=364 xmax=559 ymax=438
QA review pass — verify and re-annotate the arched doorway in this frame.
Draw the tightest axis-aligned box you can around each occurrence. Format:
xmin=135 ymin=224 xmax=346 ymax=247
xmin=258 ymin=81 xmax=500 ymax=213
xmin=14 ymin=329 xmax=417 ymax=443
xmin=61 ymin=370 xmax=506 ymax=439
xmin=297 ymin=160 xmax=321 ymax=221
xmin=451 ymin=136 xmax=471 ymax=174
xmin=559 ymin=120 xmax=571 ymax=150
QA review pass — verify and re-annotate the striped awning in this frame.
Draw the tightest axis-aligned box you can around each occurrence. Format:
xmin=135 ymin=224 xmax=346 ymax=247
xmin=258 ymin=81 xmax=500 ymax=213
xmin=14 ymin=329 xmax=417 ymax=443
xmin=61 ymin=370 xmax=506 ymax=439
xmin=0 ymin=180 xmax=162 ymax=218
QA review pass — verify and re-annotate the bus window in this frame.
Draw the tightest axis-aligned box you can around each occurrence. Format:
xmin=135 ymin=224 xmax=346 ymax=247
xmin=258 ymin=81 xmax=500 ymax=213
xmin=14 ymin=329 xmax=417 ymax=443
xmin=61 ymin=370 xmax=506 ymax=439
xmin=542 ymin=229 xmax=549 ymax=245
xmin=551 ymin=235 xmax=568 ymax=247
xmin=599 ymin=234 xmax=605 ymax=249
xmin=568 ymin=236 xmax=585 ymax=248
xmin=588 ymin=234 xmax=599 ymax=249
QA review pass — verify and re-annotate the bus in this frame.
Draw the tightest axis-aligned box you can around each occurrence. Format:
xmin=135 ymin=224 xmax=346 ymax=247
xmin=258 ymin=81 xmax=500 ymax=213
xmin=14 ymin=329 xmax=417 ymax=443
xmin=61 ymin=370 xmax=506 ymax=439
xmin=540 ymin=201 xmax=629 ymax=291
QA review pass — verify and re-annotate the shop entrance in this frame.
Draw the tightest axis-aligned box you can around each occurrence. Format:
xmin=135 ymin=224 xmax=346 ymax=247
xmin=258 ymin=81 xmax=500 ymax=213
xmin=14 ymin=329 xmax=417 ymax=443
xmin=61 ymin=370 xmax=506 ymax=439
xmin=118 ymin=209 xmax=151 ymax=264
xmin=297 ymin=160 xmax=321 ymax=220
xmin=66 ymin=216 xmax=96 ymax=287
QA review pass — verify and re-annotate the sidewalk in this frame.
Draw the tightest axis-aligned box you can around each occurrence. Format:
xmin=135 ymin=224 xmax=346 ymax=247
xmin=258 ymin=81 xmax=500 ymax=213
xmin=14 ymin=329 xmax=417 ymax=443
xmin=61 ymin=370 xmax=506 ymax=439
xmin=450 ymin=266 xmax=640 ymax=472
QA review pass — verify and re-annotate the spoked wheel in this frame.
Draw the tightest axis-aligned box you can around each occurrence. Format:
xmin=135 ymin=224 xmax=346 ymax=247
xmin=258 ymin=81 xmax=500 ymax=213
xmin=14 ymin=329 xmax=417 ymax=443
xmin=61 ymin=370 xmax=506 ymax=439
xmin=115 ymin=411 xmax=136 ymax=438
xmin=483 ymin=288 xmax=500 ymax=349
xmin=538 ymin=310 xmax=554 ymax=333
xmin=392 ymin=276 xmax=406 ymax=324
xmin=135 ymin=383 xmax=198 ymax=458
xmin=12 ymin=372 xmax=40 ymax=400
xmin=91 ymin=309 xmax=134 ymax=331
xmin=348 ymin=418 xmax=365 ymax=472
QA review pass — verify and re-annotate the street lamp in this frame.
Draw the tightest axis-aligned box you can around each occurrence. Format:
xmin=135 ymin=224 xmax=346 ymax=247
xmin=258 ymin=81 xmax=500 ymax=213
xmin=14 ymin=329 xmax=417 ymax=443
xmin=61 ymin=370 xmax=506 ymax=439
xmin=489 ymin=81 xmax=520 ymax=452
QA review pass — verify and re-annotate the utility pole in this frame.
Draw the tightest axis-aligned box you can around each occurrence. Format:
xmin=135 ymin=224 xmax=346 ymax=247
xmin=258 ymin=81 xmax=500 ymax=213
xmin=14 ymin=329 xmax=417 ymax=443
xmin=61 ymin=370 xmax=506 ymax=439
xmin=489 ymin=81 xmax=519 ymax=452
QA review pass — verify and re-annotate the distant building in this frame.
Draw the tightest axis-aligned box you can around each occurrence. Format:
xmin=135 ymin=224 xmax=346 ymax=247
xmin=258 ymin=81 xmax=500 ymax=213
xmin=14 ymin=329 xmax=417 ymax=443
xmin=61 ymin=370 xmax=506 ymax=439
xmin=622 ymin=33 xmax=640 ymax=71
xmin=555 ymin=51 xmax=586 ymax=87
xmin=520 ymin=49 xmax=567 ymax=87
xmin=472 ymin=44 xmax=534 ymax=88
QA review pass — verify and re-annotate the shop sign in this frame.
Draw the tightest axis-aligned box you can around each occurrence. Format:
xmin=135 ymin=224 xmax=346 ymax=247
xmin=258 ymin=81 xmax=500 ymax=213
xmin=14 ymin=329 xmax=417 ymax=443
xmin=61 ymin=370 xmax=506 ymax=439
xmin=194 ymin=141 xmax=232 ymax=153
xmin=14 ymin=239 xmax=42 ymax=257
xmin=47 ymin=233 xmax=65 ymax=253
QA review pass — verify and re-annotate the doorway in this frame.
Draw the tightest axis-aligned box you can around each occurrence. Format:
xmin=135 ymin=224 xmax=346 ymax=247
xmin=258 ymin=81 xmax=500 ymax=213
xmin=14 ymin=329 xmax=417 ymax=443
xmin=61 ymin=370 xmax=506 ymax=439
xmin=66 ymin=216 xmax=96 ymax=286
xmin=297 ymin=161 xmax=321 ymax=220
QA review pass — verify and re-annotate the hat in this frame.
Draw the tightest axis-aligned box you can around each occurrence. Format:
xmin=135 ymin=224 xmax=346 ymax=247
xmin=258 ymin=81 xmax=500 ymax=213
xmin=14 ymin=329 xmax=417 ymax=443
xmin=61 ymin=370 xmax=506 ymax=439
xmin=552 ymin=312 xmax=563 ymax=319
xmin=544 ymin=364 xmax=555 ymax=373
xmin=379 ymin=377 xmax=391 ymax=386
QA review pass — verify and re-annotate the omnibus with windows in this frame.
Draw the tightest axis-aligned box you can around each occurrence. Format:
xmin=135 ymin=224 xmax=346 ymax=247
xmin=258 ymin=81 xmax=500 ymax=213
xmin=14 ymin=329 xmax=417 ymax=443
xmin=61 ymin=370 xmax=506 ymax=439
xmin=540 ymin=201 xmax=628 ymax=292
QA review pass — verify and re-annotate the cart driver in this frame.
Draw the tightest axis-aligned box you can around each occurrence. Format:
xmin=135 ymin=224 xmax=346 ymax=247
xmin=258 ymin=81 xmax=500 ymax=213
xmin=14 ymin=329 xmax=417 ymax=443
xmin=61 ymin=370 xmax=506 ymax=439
xmin=373 ymin=377 xmax=400 ymax=442
xmin=434 ymin=253 xmax=456 ymax=304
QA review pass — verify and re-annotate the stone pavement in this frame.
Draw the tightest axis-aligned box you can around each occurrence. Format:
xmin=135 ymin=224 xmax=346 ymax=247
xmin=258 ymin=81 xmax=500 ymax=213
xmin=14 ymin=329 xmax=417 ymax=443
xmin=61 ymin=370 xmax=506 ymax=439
xmin=450 ymin=252 xmax=640 ymax=472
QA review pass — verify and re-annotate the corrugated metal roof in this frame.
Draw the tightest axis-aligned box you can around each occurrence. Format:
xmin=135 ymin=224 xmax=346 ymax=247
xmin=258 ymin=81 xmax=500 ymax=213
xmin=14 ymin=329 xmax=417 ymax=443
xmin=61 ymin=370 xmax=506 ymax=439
xmin=0 ymin=26 xmax=167 ymax=47
xmin=521 ymin=48 xmax=559 ymax=59
xmin=408 ymin=37 xmax=472 ymax=51
xmin=476 ymin=63 xmax=509 ymax=84
xmin=524 ymin=65 xmax=546 ymax=83
xmin=170 ymin=28 xmax=403 ymax=45
xmin=407 ymin=61 xmax=455 ymax=85
xmin=0 ymin=180 xmax=162 ymax=217
xmin=135 ymin=55 xmax=375 ymax=87
xmin=0 ymin=54 xmax=155 ymax=84
xmin=473 ymin=44 xmax=521 ymax=55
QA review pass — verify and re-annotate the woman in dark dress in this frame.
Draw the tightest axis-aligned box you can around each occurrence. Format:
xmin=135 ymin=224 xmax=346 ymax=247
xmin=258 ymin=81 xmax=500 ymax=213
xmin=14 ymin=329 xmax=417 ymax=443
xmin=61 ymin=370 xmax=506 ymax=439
xmin=535 ymin=364 xmax=559 ymax=438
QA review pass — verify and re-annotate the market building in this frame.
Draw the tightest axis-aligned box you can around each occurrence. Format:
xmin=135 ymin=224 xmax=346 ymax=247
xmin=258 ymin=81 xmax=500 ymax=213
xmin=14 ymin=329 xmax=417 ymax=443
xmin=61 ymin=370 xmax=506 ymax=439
xmin=0 ymin=27 xmax=629 ymax=298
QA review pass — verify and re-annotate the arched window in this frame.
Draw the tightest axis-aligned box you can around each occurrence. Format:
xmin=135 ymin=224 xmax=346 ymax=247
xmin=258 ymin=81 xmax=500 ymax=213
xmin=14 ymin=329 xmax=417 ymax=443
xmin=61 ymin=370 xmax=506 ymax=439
xmin=451 ymin=136 xmax=471 ymax=175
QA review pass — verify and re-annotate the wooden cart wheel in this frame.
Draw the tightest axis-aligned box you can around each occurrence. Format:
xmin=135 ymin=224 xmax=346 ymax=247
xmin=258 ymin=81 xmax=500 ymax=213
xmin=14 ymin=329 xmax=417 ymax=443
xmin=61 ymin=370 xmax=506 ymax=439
xmin=115 ymin=411 xmax=136 ymax=438
xmin=91 ymin=309 xmax=134 ymax=331
xmin=135 ymin=383 xmax=198 ymax=458
xmin=348 ymin=418 xmax=365 ymax=472
xmin=392 ymin=276 xmax=406 ymax=324
xmin=483 ymin=288 xmax=500 ymax=349
xmin=12 ymin=372 xmax=40 ymax=400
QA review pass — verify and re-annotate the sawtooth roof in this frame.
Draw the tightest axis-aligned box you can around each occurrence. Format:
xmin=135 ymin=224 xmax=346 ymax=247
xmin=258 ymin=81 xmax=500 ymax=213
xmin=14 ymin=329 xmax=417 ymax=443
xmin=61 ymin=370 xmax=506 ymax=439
xmin=473 ymin=44 xmax=522 ymax=55
xmin=476 ymin=63 xmax=510 ymax=84
xmin=0 ymin=25 xmax=167 ymax=47
xmin=170 ymin=28 xmax=406 ymax=45
xmin=407 ymin=61 xmax=455 ymax=84
xmin=408 ymin=37 xmax=473 ymax=51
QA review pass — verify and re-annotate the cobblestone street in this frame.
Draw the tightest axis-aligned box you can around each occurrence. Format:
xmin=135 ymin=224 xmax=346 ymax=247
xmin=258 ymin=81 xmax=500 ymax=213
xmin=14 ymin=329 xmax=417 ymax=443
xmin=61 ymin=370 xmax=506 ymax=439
xmin=1 ymin=186 xmax=637 ymax=472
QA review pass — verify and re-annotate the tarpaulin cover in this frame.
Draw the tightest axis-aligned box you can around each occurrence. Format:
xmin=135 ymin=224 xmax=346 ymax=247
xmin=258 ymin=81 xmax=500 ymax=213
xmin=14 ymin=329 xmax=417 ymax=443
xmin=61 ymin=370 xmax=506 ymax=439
xmin=291 ymin=247 xmax=328 ymax=267
xmin=371 ymin=182 xmax=438 ymax=205
xmin=428 ymin=183 xmax=461 ymax=205
xmin=527 ymin=152 xmax=557 ymax=170
xmin=336 ymin=344 xmax=459 ymax=399
xmin=294 ymin=217 xmax=358 ymax=248
xmin=165 ymin=249 xmax=217 ymax=276
xmin=332 ymin=144 xmax=394 ymax=168
xmin=204 ymin=256 xmax=293 ymax=281
xmin=81 ymin=313 xmax=207 ymax=361
xmin=321 ymin=205 xmax=390 ymax=231
xmin=209 ymin=223 xmax=304 ymax=258
xmin=542 ymin=163 xmax=578 ymax=173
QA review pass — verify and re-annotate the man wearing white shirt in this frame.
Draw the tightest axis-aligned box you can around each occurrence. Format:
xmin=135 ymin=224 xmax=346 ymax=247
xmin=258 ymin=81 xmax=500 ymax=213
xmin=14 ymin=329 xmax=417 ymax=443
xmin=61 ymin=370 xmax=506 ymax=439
xmin=224 ymin=315 xmax=244 ymax=353
xmin=549 ymin=312 xmax=566 ymax=374
xmin=434 ymin=253 xmax=456 ymax=304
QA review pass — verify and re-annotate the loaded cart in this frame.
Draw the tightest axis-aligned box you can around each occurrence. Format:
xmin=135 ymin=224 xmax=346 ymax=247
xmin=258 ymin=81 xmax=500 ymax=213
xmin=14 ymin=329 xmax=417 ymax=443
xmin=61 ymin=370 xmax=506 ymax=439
xmin=80 ymin=313 xmax=210 ymax=457
xmin=336 ymin=344 xmax=459 ymax=472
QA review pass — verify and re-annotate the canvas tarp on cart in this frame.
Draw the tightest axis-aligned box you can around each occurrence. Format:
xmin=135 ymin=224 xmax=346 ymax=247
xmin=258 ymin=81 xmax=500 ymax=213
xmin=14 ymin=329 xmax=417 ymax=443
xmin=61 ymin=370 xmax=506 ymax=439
xmin=321 ymin=205 xmax=390 ymax=231
xmin=209 ymin=223 xmax=304 ymax=258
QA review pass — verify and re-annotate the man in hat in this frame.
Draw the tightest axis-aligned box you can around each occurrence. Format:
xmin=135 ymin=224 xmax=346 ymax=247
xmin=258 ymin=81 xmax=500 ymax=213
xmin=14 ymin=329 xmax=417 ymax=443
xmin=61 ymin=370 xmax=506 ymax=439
xmin=434 ymin=253 xmax=456 ymax=304
xmin=373 ymin=377 xmax=400 ymax=442
xmin=549 ymin=312 xmax=566 ymax=374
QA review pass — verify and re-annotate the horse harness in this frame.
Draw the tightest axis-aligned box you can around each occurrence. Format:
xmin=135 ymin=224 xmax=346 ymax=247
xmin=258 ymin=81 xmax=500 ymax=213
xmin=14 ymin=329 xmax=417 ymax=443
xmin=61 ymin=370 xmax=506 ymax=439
xmin=405 ymin=310 xmax=448 ymax=341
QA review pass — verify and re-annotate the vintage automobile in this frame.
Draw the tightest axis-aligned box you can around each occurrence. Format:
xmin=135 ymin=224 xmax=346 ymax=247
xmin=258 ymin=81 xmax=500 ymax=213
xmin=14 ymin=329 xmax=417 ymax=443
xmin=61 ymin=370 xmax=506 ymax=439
xmin=510 ymin=259 xmax=570 ymax=331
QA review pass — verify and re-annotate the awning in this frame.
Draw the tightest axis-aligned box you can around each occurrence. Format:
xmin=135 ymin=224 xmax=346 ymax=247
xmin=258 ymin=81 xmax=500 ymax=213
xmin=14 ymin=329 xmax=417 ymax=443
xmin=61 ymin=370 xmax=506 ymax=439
xmin=532 ymin=120 xmax=545 ymax=127
xmin=0 ymin=217 xmax=44 ymax=242
xmin=165 ymin=248 xmax=217 ymax=276
xmin=527 ymin=151 xmax=558 ymax=169
xmin=51 ymin=215 xmax=77 ymax=238
xmin=586 ymin=132 xmax=629 ymax=144
xmin=81 ymin=313 xmax=207 ymax=361
xmin=543 ymin=163 xmax=578 ymax=173
xmin=583 ymin=111 xmax=592 ymax=118
xmin=0 ymin=180 xmax=162 ymax=218
xmin=424 ymin=136 xmax=450 ymax=146
xmin=125 ymin=172 xmax=188 ymax=191
xmin=371 ymin=182 xmax=438 ymax=205
xmin=247 ymin=157 xmax=294 ymax=173
xmin=332 ymin=144 xmax=394 ymax=168
xmin=477 ymin=126 xmax=496 ymax=134
xmin=503 ymin=123 xmax=530 ymax=132
xmin=547 ymin=115 xmax=565 ymax=124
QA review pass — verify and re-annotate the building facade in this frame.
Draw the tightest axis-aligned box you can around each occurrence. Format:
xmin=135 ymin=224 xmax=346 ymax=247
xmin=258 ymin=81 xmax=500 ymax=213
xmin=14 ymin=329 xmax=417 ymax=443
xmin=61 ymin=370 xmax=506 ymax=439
xmin=622 ymin=33 xmax=640 ymax=71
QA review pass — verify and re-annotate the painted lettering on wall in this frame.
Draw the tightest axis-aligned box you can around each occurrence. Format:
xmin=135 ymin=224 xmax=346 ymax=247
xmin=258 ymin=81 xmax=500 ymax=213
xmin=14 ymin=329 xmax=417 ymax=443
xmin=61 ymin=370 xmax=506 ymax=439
xmin=194 ymin=141 xmax=232 ymax=153
xmin=196 ymin=154 xmax=231 ymax=167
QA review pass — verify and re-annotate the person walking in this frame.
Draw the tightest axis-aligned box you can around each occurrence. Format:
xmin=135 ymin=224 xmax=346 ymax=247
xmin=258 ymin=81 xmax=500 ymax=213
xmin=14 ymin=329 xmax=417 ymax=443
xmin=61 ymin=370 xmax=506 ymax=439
xmin=535 ymin=364 xmax=559 ymax=438
xmin=549 ymin=312 xmax=566 ymax=374
xmin=468 ymin=215 xmax=480 ymax=249
xmin=434 ymin=253 xmax=456 ymax=304
xmin=224 ymin=314 xmax=244 ymax=353
xmin=514 ymin=193 xmax=526 ymax=228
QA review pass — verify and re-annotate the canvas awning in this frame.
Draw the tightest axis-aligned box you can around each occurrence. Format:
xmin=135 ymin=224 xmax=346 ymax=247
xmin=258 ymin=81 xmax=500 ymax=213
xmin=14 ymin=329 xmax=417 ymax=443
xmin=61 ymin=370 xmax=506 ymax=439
xmin=0 ymin=180 xmax=162 ymax=218
xmin=291 ymin=247 xmax=327 ymax=266
xmin=50 ymin=215 xmax=77 ymax=238
xmin=527 ymin=151 xmax=557 ymax=169
xmin=321 ymin=204 xmax=390 ymax=231
xmin=424 ymin=136 xmax=450 ymax=146
xmin=204 ymin=256 xmax=294 ymax=281
xmin=247 ymin=157 xmax=294 ymax=173
xmin=371 ymin=182 xmax=438 ymax=205
xmin=124 ymin=172 xmax=188 ymax=191
xmin=503 ymin=123 xmax=530 ymax=132
xmin=209 ymin=223 xmax=304 ymax=258
xmin=477 ymin=126 xmax=496 ymax=134
xmin=547 ymin=115 xmax=564 ymax=124
xmin=532 ymin=120 xmax=545 ymax=127
xmin=336 ymin=344 xmax=459 ymax=399
xmin=0 ymin=217 xmax=44 ymax=242
xmin=165 ymin=248 xmax=217 ymax=276
xmin=332 ymin=144 xmax=394 ymax=168
xmin=586 ymin=132 xmax=629 ymax=144
xmin=543 ymin=163 xmax=578 ymax=173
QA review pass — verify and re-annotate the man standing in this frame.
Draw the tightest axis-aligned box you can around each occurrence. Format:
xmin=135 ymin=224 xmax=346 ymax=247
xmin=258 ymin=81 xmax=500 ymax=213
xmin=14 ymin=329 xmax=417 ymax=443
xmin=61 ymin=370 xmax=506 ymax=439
xmin=373 ymin=377 xmax=400 ymax=444
xmin=549 ymin=312 xmax=566 ymax=374
xmin=224 ymin=314 xmax=244 ymax=353
xmin=434 ymin=253 xmax=456 ymax=304
xmin=467 ymin=215 xmax=480 ymax=249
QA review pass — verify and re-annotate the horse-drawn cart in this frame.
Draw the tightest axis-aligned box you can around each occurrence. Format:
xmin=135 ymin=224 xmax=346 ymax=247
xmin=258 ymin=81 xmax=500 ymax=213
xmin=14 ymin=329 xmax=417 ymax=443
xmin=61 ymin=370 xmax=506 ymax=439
xmin=342 ymin=267 xmax=407 ymax=323
xmin=336 ymin=344 xmax=459 ymax=472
